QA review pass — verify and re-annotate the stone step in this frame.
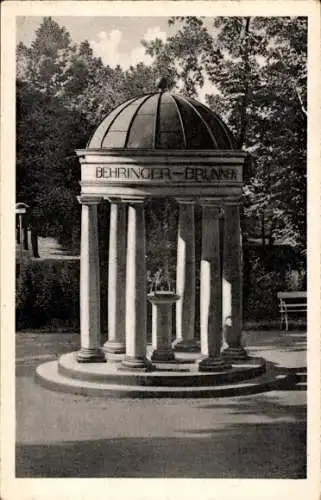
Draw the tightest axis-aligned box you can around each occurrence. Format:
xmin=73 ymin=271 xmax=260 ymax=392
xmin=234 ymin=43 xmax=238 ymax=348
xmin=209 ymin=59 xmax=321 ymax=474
xmin=295 ymin=381 xmax=307 ymax=391
xmin=57 ymin=352 xmax=267 ymax=387
xmin=295 ymin=372 xmax=307 ymax=382
xmin=35 ymin=360 xmax=296 ymax=399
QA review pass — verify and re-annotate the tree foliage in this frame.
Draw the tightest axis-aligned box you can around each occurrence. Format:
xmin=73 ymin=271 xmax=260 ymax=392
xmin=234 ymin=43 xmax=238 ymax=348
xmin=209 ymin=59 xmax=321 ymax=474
xmin=144 ymin=16 xmax=307 ymax=250
xmin=16 ymin=16 xmax=307 ymax=254
xmin=16 ymin=17 xmax=156 ymax=247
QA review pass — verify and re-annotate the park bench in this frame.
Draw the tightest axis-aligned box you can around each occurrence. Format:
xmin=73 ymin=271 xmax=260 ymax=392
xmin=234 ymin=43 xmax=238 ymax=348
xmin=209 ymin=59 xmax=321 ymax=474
xmin=277 ymin=291 xmax=307 ymax=331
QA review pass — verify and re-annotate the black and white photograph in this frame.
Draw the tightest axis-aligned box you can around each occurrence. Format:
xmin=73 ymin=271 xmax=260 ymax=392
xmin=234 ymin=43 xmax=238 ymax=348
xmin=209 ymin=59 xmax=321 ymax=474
xmin=1 ymin=1 xmax=320 ymax=499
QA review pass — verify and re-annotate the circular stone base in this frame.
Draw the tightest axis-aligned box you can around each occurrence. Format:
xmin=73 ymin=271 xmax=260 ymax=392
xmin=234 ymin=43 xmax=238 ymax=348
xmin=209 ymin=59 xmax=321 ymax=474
xmin=196 ymin=357 xmax=232 ymax=372
xmin=56 ymin=352 xmax=266 ymax=387
xmin=33 ymin=350 xmax=299 ymax=399
xmin=221 ymin=346 xmax=248 ymax=362
xmin=120 ymin=356 xmax=154 ymax=372
xmin=103 ymin=341 xmax=125 ymax=354
xmin=35 ymin=355 xmax=296 ymax=398
xmin=150 ymin=348 xmax=176 ymax=363
xmin=172 ymin=339 xmax=200 ymax=352
xmin=76 ymin=348 xmax=106 ymax=363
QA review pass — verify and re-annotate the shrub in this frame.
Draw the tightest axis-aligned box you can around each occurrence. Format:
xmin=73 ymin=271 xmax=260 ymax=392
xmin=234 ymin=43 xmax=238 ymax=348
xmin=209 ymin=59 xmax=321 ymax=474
xmin=16 ymin=259 xmax=80 ymax=330
xmin=16 ymin=242 xmax=306 ymax=331
xmin=243 ymin=245 xmax=306 ymax=322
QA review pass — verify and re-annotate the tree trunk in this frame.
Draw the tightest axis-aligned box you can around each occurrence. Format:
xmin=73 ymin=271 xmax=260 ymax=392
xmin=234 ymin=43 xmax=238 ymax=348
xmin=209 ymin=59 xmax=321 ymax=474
xmin=237 ymin=17 xmax=251 ymax=149
xmin=268 ymin=218 xmax=275 ymax=246
xmin=23 ymin=225 xmax=29 ymax=250
xmin=31 ymin=228 xmax=40 ymax=258
xmin=17 ymin=223 xmax=21 ymax=244
xmin=261 ymin=212 xmax=265 ymax=245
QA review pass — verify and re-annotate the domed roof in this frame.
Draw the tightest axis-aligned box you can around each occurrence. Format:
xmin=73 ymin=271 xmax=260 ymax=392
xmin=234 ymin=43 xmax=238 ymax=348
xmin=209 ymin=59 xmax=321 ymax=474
xmin=87 ymin=90 xmax=235 ymax=150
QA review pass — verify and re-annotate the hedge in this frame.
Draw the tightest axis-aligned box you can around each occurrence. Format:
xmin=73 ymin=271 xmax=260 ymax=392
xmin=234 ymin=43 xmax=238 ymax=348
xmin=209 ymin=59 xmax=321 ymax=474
xmin=243 ymin=245 xmax=306 ymax=322
xmin=16 ymin=244 xmax=306 ymax=331
xmin=16 ymin=259 xmax=80 ymax=330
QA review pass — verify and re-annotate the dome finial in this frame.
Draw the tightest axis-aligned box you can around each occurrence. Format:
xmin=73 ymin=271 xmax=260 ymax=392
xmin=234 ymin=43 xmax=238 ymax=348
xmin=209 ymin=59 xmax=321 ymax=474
xmin=155 ymin=76 xmax=168 ymax=92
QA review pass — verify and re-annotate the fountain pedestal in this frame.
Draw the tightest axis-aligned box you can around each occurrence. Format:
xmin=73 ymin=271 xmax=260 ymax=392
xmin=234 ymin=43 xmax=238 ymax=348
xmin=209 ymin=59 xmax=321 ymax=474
xmin=148 ymin=291 xmax=180 ymax=362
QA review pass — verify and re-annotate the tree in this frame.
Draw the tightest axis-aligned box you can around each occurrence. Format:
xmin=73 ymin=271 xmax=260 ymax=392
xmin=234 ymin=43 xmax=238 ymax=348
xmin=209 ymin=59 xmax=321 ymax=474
xmin=16 ymin=18 xmax=127 ymax=247
xmin=144 ymin=16 xmax=307 ymax=250
xmin=17 ymin=16 xmax=307 ymax=254
xmin=16 ymin=80 xmax=86 ymax=246
xmin=31 ymin=17 xmax=71 ymax=57
xmin=17 ymin=17 xmax=74 ymax=96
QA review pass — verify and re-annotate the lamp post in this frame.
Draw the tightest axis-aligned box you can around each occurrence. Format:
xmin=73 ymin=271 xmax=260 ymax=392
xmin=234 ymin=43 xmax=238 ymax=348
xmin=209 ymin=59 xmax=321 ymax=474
xmin=15 ymin=203 xmax=29 ymax=290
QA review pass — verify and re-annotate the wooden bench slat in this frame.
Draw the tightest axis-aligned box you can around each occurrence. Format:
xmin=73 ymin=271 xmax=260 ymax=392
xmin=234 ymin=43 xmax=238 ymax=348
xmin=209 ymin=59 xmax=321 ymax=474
xmin=280 ymin=305 xmax=307 ymax=311
xmin=277 ymin=291 xmax=306 ymax=299
xmin=279 ymin=303 xmax=307 ymax=308
xmin=279 ymin=310 xmax=307 ymax=314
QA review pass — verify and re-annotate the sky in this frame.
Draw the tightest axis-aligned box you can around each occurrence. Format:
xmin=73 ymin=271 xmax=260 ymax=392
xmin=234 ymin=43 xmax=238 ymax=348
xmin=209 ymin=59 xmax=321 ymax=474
xmin=16 ymin=16 xmax=217 ymax=100
xmin=17 ymin=17 xmax=173 ymax=68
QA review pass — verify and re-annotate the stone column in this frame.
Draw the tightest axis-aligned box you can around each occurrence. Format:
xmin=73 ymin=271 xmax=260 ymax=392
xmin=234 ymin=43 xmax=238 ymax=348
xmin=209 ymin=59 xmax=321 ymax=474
xmin=77 ymin=196 xmax=105 ymax=363
xmin=104 ymin=199 xmax=126 ymax=355
xmin=121 ymin=200 xmax=153 ymax=371
xmin=173 ymin=199 xmax=198 ymax=352
xmin=221 ymin=203 xmax=247 ymax=361
xmin=197 ymin=202 xmax=231 ymax=371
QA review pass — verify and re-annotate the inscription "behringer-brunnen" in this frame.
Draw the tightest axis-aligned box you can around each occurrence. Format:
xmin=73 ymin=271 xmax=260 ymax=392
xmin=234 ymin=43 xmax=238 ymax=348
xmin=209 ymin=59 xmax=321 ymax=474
xmin=95 ymin=166 xmax=238 ymax=183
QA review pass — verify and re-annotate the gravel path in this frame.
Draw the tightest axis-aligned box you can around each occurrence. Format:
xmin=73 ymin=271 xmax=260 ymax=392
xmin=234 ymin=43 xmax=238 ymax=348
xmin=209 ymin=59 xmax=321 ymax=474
xmin=16 ymin=330 xmax=307 ymax=478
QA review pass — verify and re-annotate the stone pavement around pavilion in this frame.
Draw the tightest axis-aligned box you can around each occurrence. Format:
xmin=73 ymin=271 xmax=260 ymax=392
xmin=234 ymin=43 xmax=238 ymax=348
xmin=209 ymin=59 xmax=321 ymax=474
xmin=16 ymin=328 xmax=306 ymax=478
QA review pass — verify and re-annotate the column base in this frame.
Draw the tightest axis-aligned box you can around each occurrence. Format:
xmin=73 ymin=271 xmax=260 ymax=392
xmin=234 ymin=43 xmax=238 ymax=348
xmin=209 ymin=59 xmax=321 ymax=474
xmin=172 ymin=339 xmax=200 ymax=352
xmin=120 ymin=356 xmax=155 ymax=372
xmin=103 ymin=340 xmax=126 ymax=354
xmin=150 ymin=347 xmax=176 ymax=363
xmin=221 ymin=346 xmax=248 ymax=362
xmin=196 ymin=356 xmax=232 ymax=372
xmin=76 ymin=348 xmax=106 ymax=363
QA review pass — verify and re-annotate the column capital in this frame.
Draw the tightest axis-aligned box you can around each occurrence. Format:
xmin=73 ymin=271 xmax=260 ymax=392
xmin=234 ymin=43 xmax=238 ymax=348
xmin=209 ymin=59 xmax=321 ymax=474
xmin=118 ymin=197 xmax=146 ymax=205
xmin=221 ymin=198 xmax=242 ymax=207
xmin=221 ymin=203 xmax=241 ymax=217
xmin=202 ymin=205 xmax=222 ymax=218
xmin=107 ymin=197 xmax=126 ymax=205
xmin=175 ymin=197 xmax=196 ymax=205
xmin=199 ymin=198 xmax=221 ymax=206
xmin=199 ymin=199 xmax=223 ymax=214
xmin=78 ymin=195 xmax=103 ymax=205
